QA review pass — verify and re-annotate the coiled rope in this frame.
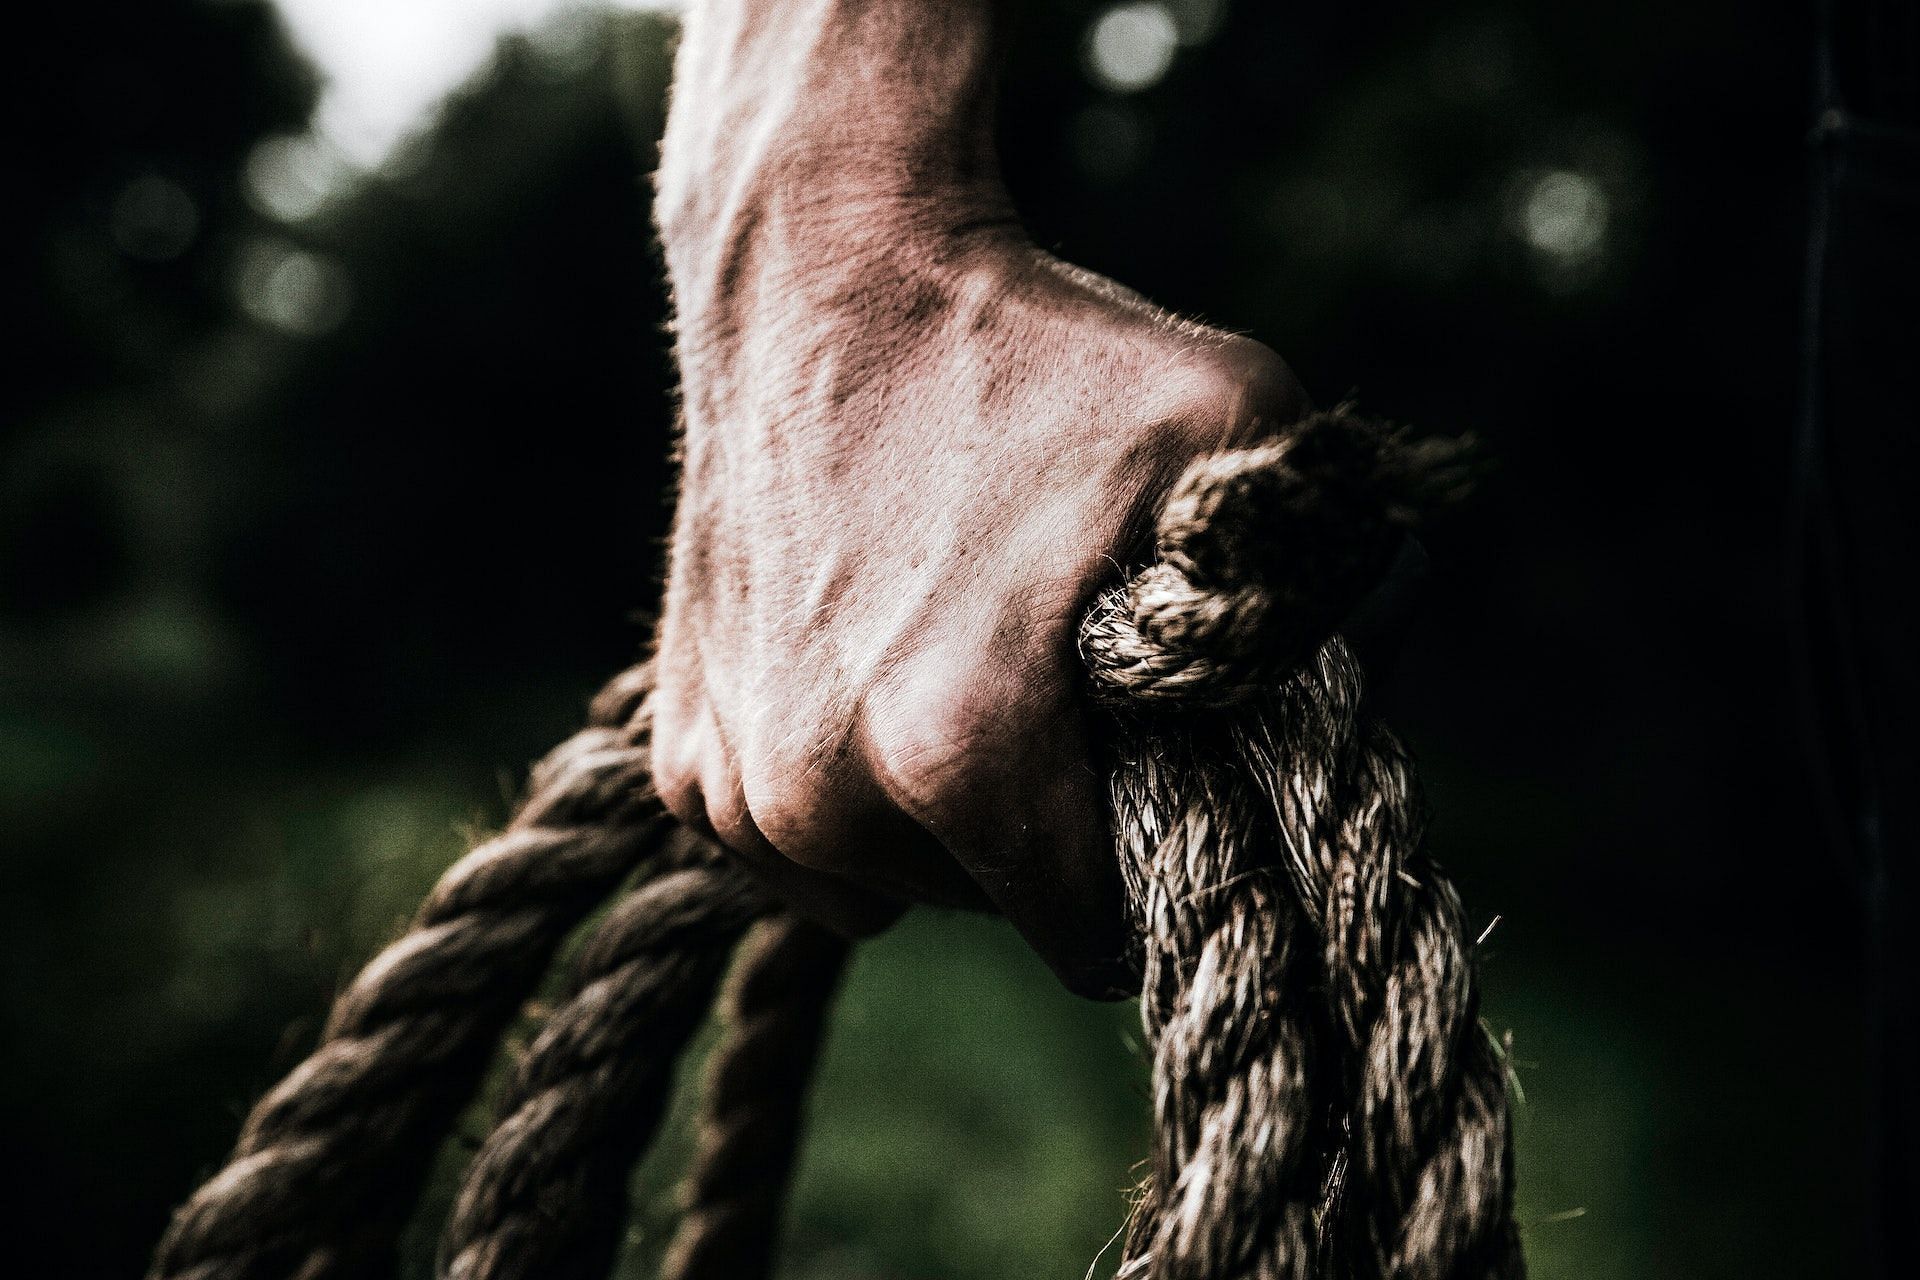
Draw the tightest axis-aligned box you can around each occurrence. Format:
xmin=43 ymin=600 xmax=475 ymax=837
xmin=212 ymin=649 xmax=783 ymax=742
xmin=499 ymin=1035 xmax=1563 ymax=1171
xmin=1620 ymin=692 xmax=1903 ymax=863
xmin=150 ymin=407 xmax=1521 ymax=1280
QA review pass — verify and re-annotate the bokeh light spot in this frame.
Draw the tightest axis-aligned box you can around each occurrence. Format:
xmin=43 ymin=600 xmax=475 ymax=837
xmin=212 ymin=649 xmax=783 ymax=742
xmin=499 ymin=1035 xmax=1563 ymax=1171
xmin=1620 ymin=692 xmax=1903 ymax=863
xmin=244 ymin=133 xmax=362 ymax=223
xmin=235 ymin=241 xmax=353 ymax=336
xmin=1516 ymin=169 xmax=1609 ymax=266
xmin=1085 ymin=2 xmax=1179 ymax=94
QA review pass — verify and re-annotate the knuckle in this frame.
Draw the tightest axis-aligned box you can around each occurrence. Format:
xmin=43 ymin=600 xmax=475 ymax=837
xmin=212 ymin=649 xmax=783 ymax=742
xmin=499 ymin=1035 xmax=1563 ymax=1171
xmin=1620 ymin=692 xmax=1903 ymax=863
xmin=649 ymin=713 xmax=707 ymax=832
xmin=740 ymin=771 xmax=846 ymax=875
xmin=700 ymin=767 xmax=756 ymax=855
xmin=1170 ymin=336 xmax=1308 ymax=445
xmin=646 ymin=697 xmax=755 ymax=854
xmin=867 ymin=668 xmax=1025 ymax=838
xmin=653 ymin=757 xmax=704 ymax=833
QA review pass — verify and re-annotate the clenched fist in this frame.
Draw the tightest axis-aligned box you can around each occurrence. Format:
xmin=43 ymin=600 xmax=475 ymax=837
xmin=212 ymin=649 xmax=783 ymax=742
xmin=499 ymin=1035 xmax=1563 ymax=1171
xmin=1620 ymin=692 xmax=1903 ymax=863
xmin=648 ymin=0 xmax=1305 ymax=996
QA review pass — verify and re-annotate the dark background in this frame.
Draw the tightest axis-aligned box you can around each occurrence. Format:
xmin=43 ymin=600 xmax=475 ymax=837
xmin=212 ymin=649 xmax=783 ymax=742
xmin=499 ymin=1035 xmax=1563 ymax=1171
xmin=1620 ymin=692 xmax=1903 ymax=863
xmin=2 ymin=1 xmax=1873 ymax=1276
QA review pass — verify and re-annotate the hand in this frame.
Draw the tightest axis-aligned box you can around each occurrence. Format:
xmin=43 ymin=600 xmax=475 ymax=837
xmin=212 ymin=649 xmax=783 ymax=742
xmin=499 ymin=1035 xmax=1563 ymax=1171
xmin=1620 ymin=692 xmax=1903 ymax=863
xmin=646 ymin=0 xmax=1306 ymax=997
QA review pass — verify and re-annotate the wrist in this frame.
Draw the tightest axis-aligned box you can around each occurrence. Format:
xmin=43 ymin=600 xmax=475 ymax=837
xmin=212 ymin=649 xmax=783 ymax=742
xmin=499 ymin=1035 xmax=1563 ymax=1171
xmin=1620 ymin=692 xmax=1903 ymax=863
xmin=654 ymin=0 xmax=1014 ymax=268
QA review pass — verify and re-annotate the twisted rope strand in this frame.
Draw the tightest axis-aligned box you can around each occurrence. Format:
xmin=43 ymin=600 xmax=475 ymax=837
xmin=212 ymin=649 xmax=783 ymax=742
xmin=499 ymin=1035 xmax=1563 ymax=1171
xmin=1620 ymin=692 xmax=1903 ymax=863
xmin=438 ymin=838 xmax=770 ymax=1280
xmin=1082 ymin=410 xmax=1474 ymax=709
xmin=149 ymin=667 xmax=666 ymax=1280
xmin=1111 ymin=741 xmax=1327 ymax=1280
xmin=1243 ymin=645 xmax=1519 ymax=1280
xmin=659 ymin=915 xmax=850 ymax=1280
xmin=1085 ymin=415 xmax=1521 ymax=1280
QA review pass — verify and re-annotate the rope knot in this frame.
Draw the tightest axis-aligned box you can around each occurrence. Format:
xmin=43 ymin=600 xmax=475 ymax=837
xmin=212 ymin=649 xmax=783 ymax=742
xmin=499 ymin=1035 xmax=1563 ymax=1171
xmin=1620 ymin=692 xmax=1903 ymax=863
xmin=1083 ymin=407 xmax=1474 ymax=708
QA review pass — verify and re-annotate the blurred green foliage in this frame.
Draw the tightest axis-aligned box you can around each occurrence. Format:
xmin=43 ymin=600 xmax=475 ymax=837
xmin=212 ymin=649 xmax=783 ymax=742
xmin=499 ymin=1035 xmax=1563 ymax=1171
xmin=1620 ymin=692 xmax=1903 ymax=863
xmin=2 ymin=2 xmax=1871 ymax=1276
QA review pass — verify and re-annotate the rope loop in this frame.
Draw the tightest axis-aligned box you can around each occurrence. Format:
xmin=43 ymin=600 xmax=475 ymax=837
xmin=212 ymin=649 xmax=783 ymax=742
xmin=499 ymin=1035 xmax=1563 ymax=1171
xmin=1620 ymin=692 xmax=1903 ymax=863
xmin=1084 ymin=406 xmax=1474 ymax=708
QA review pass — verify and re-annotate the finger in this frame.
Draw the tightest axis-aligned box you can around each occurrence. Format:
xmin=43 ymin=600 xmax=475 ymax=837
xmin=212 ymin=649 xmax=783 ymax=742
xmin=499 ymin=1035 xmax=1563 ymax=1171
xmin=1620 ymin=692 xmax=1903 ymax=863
xmin=929 ymin=704 xmax=1135 ymax=1001
xmin=739 ymin=747 xmax=996 ymax=914
xmin=710 ymin=769 xmax=908 ymax=940
xmin=660 ymin=693 xmax=905 ymax=940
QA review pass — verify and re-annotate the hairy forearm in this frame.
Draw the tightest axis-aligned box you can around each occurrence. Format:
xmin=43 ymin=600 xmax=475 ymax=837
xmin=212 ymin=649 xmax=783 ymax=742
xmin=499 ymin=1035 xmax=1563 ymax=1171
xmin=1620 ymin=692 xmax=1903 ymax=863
xmin=655 ymin=0 xmax=1014 ymax=269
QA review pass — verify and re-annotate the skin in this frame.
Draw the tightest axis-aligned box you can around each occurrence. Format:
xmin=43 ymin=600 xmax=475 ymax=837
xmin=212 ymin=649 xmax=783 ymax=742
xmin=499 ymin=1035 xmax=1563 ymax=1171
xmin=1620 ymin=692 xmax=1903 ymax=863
xmin=650 ymin=0 xmax=1306 ymax=997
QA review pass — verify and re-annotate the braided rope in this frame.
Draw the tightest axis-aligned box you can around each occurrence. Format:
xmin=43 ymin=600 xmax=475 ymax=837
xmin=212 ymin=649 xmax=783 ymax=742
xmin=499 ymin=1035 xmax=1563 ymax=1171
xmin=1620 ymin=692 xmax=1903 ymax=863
xmin=438 ymin=836 xmax=769 ymax=1279
xmin=1084 ymin=412 xmax=1522 ymax=1280
xmin=658 ymin=916 xmax=849 ymax=1280
xmin=148 ymin=666 xmax=672 ymax=1280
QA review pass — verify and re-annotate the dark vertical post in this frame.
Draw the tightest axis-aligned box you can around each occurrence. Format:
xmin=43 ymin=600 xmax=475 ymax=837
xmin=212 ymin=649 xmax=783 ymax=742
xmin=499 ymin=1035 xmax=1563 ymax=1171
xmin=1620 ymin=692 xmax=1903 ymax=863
xmin=1793 ymin=3 xmax=1920 ymax=1275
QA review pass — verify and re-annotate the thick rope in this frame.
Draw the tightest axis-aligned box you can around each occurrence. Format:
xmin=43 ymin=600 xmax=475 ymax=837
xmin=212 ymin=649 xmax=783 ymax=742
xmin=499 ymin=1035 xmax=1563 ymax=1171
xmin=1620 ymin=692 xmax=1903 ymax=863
xmin=1104 ymin=718 xmax=1328 ymax=1280
xmin=152 ymin=407 xmax=1518 ymax=1280
xmin=438 ymin=871 xmax=847 ymax=1280
xmin=1081 ymin=411 xmax=1474 ymax=709
xmin=438 ymin=831 xmax=770 ymax=1280
xmin=658 ymin=916 xmax=850 ymax=1280
xmin=1083 ymin=410 xmax=1521 ymax=1280
xmin=149 ymin=666 xmax=668 ymax=1280
xmin=1244 ymin=662 xmax=1522 ymax=1280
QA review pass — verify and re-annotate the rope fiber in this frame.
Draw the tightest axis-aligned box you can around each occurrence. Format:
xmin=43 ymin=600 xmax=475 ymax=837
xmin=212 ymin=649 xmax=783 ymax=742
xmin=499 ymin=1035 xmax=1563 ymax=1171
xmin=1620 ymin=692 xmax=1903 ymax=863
xmin=1084 ymin=411 xmax=1519 ymax=1280
xmin=150 ymin=407 xmax=1522 ymax=1280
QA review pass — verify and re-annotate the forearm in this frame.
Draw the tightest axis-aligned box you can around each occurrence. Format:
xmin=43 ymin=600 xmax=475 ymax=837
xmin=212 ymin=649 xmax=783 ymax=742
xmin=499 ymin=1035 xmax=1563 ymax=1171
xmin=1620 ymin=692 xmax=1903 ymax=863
xmin=655 ymin=0 xmax=1015 ymax=274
